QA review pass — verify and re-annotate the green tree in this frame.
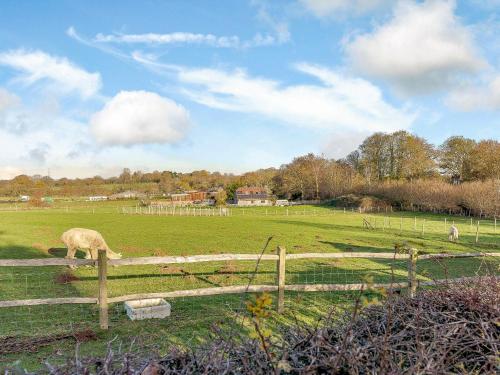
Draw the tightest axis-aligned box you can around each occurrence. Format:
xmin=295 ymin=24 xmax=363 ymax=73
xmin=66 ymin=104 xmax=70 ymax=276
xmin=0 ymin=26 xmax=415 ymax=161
xmin=439 ymin=136 xmax=476 ymax=182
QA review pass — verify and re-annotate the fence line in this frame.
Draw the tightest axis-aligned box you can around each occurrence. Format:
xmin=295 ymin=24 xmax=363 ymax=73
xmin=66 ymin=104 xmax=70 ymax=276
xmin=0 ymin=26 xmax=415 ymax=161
xmin=362 ymin=215 xmax=498 ymax=239
xmin=1 ymin=251 xmax=497 ymax=268
xmin=1 ymin=249 xmax=498 ymax=332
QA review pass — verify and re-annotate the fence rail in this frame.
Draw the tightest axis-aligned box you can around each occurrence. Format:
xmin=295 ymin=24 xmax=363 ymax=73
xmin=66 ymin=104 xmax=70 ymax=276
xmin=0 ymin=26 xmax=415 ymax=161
xmin=2 ymin=251 xmax=498 ymax=267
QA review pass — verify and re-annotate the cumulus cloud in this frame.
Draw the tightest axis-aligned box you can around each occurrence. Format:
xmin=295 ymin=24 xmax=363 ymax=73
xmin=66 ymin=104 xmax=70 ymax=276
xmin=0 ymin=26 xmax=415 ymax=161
xmin=299 ymin=0 xmax=394 ymax=17
xmin=0 ymin=88 xmax=20 ymax=112
xmin=345 ymin=0 xmax=485 ymax=94
xmin=168 ymin=60 xmax=415 ymax=133
xmin=0 ymin=113 xmax=94 ymax=179
xmin=90 ymin=90 xmax=191 ymax=145
xmin=0 ymin=49 xmax=102 ymax=98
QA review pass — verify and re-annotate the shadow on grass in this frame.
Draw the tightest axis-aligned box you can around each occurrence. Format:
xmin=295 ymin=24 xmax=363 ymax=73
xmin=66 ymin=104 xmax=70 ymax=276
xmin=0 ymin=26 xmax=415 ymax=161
xmin=49 ymin=247 xmax=88 ymax=259
xmin=318 ymin=240 xmax=389 ymax=253
xmin=0 ymin=245 xmax=51 ymax=259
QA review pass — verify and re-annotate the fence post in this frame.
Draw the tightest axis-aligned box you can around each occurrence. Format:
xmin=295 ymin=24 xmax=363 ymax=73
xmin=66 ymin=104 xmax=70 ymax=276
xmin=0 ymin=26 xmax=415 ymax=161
xmin=98 ymin=250 xmax=108 ymax=330
xmin=276 ymin=246 xmax=286 ymax=314
xmin=475 ymin=221 xmax=479 ymax=244
xmin=408 ymin=248 xmax=418 ymax=298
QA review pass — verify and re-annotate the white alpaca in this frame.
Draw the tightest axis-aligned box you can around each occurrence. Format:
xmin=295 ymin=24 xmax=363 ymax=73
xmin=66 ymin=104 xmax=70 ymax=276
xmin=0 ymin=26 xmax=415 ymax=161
xmin=448 ymin=225 xmax=459 ymax=242
xmin=61 ymin=228 xmax=122 ymax=261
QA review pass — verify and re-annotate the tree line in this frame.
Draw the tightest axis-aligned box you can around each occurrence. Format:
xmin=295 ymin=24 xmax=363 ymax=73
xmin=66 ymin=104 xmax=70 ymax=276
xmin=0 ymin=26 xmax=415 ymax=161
xmin=1 ymin=131 xmax=498 ymax=216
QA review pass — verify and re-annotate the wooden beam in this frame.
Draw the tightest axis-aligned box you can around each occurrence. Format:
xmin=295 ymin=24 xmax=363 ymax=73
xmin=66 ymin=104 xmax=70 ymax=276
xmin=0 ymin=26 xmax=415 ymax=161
xmin=408 ymin=248 xmax=418 ymax=298
xmin=108 ymin=254 xmax=279 ymax=266
xmin=285 ymin=282 xmax=408 ymax=292
xmin=0 ymin=297 xmax=97 ymax=308
xmin=2 ymin=276 xmax=497 ymax=308
xmin=276 ymin=246 xmax=286 ymax=313
xmin=0 ymin=252 xmax=497 ymax=268
xmin=108 ymin=285 xmax=279 ymax=303
xmin=0 ymin=258 xmax=95 ymax=267
xmin=419 ymin=252 xmax=498 ymax=259
xmin=98 ymin=250 xmax=108 ymax=330
xmin=286 ymin=252 xmax=409 ymax=260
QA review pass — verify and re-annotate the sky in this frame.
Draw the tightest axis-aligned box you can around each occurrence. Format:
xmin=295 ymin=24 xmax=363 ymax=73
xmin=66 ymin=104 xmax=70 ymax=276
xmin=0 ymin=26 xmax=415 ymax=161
xmin=0 ymin=0 xmax=499 ymax=179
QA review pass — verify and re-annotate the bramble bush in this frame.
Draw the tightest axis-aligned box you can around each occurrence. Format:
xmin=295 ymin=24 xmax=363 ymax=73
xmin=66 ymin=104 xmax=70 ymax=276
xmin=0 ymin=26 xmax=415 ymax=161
xmin=7 ymin=277 xmax=498 ymax=374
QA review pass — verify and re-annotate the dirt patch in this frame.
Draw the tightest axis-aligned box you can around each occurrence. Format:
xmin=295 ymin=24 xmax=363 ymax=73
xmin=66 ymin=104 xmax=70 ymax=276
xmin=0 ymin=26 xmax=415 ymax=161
xmin=152 ymin=249 xmax=166 ymax=256
xmin=160 ymin=265 xmax=183 ymax=274
xmin=54 ymin=271 xmax=80 ymax=284
xmin=216 ymin=261 xmax=241 ymax=274
xmin=0 ymin=329 xmax=97 ymax=355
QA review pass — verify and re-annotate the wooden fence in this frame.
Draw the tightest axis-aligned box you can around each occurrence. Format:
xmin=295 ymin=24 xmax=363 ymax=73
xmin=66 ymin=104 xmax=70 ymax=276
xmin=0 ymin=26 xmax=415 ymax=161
xmin=0 ymin=250 xmax=498 ymax=330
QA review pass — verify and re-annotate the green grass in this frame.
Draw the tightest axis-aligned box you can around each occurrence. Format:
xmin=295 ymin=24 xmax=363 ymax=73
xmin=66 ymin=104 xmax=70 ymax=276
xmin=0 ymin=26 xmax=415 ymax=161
xmin=0 ymin=204 xmax=498 ymax=368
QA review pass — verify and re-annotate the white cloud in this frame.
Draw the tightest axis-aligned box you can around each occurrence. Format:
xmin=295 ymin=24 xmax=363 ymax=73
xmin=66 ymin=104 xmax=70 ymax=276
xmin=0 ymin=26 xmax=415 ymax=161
xmin=447 ymin=75 xmax=500 ymax=111
xmin=253 ymin=1 xmax=291 ymax=43
xmin=0 ymin=88 xmax=20 ymax=113
xmin=91 ymin=30 xmax=285 ymax=49
xmin=345 ymin=0 xmax=485 ymax=94
xmin=136 ymin=54 xmax=415 ymax=132
xmin=0 ymin=49 xmax=102 ymax=98
xmin=90 ymin=90 xmax=191 ymax=145
xmin=95 ymin=31 xmax=240 ymax=47
xmin=299 ymin=0 xmax=394 ymax=17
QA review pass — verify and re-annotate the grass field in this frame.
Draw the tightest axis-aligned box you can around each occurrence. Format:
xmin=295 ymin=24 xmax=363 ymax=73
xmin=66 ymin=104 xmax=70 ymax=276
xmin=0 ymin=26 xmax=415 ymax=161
xmin=0 ymin=202 xmax=498 ymax=368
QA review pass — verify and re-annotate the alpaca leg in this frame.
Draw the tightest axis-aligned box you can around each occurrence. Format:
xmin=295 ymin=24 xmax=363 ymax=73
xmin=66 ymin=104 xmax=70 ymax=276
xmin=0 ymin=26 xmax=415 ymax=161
xmin=90 ymin=248 xmax=99 ymax=260
xmin=65 ymin=246 xmax=76 ymax=259
xmin=66 ymin=246 xmax=77 ymax=269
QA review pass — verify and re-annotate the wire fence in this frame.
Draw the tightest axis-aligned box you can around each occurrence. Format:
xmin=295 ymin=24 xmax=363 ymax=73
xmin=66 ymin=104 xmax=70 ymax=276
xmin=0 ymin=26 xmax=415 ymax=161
xmin=1 ymin=250 xmax=498 ymax=365
xmin=362 ymin=214 xmax=498 ymax=241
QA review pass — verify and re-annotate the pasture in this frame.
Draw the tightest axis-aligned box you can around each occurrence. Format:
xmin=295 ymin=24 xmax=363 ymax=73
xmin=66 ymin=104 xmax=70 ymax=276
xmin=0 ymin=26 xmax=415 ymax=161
xmin=0 ymin=202 xmax=498 ymax=368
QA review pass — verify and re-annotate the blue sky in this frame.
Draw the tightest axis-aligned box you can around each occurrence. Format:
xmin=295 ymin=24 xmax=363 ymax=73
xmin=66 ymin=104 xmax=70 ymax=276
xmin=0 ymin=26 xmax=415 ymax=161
xmin=0 ymin=0 xmax=498 ymax=178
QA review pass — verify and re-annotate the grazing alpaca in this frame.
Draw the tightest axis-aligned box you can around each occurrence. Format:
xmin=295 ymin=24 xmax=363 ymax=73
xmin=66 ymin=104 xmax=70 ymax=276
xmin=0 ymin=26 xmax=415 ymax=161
xmin=448 ymin=225 xmax=459 ymax=242
xmin=61 ymin=228 xmax=122 ymax=262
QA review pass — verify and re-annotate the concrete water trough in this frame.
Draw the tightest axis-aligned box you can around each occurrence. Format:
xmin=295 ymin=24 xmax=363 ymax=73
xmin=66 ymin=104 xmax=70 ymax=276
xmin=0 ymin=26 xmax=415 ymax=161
xmin=124 ymin=298 xmax=171 ymax=320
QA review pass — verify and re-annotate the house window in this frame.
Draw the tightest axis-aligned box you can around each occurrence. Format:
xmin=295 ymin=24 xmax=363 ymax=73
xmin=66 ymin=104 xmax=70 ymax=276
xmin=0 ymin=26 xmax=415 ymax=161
xmin=261 ymin=200 xmax=265 ymax=203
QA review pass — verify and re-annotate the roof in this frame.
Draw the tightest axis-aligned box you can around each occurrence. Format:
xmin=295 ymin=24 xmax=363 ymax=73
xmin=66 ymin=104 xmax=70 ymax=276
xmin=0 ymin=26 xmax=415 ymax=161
xmin=235 ymin=187 xmax=269 ymax=200
xmin=236 ymin=187 xmax=267 ymax=195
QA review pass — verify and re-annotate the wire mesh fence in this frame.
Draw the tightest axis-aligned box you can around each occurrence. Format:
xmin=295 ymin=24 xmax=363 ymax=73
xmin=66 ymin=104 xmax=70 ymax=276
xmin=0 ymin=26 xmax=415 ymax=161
xmin=0 ymin=250 xmax=499 ymax=366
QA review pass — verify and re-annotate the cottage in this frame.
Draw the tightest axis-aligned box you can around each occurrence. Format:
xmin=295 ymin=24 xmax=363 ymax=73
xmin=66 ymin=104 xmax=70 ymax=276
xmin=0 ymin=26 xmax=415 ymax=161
xmin=235 ymin=187 xmax=272 ymax=206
